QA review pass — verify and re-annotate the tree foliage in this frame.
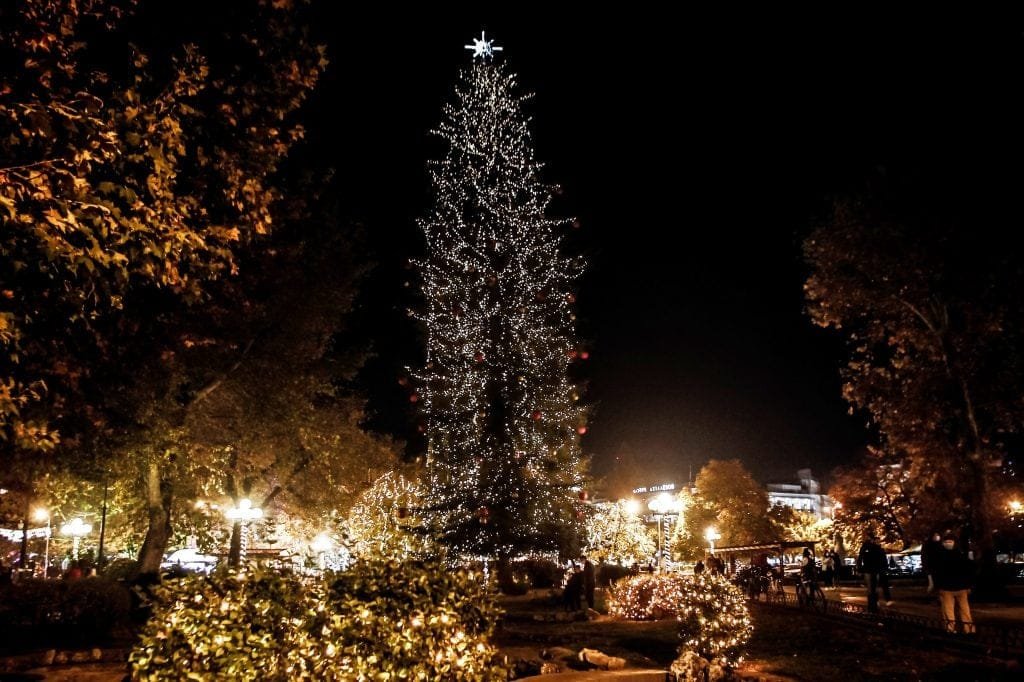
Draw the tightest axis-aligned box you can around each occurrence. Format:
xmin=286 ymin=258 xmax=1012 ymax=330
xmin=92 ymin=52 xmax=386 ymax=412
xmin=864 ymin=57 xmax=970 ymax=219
xmin=1 ymin=0 xmax=358 ymax=575
xmin=583 ymin=500 xmax=655 ymax=565
xmin=344 ymin=469 xmax=431 ymax=561
xmin=804 ymin=186 xmax=1024 ymax=558
xmin=674 ymin=460 xmax=777 ymax=560
xmin=828 ymin=446 xmax=965 ymax=550
xmin=0 ymin=0 xmax=325 ymax=454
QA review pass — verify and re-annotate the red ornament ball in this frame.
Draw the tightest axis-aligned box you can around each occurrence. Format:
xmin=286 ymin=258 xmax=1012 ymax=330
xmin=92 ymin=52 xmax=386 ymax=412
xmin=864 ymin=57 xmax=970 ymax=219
xmin=566 ymin=293 xmax=576 ymax=303
xmin=531 ymin=410 xmax=542 ymax=421
xmin=397 ymin=376 xmax=409 ymax=387
xmin=409 ymin=393 xmax=419 ymax=403
xmin=576 ymin=425 xmax=587 ymax=435
xmin=580 ymin=351 xmax=590 ymax=360
xmin=578 ymin=490 xmax=589 ymax=502
xmin=474 ymin=352 xmax=484 ymax=363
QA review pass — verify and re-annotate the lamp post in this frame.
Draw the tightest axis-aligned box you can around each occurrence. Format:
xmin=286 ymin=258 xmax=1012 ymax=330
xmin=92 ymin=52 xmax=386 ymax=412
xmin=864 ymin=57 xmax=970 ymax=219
xmin=311 ymin=533 xmax=332 ymax=572
xmin=226 ymin=498 xmax=263 ymax=568
xmin=61 ymin=518 xmax=92 ymax=561
xmin=34 ymin=509 xmax=50 ymax=578
xmin=704 ymin=526 xmax=721 ymax=556
xmin=648 ymin=493 xmax=683 ymax=572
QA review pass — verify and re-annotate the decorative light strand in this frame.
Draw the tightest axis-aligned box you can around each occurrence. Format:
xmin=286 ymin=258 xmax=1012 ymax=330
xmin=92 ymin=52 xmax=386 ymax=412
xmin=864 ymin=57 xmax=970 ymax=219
xmin=416 ymin=57 xmax=587 ymax=560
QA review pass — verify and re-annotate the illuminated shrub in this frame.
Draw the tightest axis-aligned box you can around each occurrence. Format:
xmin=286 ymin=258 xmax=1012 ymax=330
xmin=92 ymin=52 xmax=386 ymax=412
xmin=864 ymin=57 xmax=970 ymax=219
xmin=608 ymin=572 xmax=752 ymax=669
xmin=606 ymin=572 xmax=689 ymax=620
xmin=324 ymin=558 xmax=509 ymax=680
xmin=130 ymin=560 xmax=509 ymax=681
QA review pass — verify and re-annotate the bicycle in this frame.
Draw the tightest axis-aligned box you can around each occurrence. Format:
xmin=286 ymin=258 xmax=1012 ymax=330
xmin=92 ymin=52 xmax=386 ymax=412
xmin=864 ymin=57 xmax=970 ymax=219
xmin=796 ymin=575 xmax=827 ymax=608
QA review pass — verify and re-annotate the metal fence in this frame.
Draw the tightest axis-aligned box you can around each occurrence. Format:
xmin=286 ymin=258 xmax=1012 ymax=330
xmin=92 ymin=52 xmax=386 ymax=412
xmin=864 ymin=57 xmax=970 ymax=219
xmin=754 ymin=590 xmax=1024 ymax=658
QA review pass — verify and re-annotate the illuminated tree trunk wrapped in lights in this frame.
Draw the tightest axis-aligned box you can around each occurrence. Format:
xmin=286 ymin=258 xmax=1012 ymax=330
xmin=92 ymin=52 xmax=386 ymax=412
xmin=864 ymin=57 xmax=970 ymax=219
xmin=416 ymin=55 xmax=587 ymax=565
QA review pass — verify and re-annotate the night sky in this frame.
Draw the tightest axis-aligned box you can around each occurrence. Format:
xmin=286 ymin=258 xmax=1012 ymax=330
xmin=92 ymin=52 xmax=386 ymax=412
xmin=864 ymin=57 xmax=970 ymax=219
xmin=298 ymin=10 xmax=1021 ymax=488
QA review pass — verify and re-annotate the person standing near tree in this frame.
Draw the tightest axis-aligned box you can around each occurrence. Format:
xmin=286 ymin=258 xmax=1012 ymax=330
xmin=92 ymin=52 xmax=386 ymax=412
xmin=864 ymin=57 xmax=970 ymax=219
xmin=933 ymin=533 xmax=975 ymax=633
xmin=582 ymin=555 xmax=596 ymax=609
xmin=856 ymin=532 xmax=888 ymax=612
xmin=922 ymin=531 xmax=943 ymax=593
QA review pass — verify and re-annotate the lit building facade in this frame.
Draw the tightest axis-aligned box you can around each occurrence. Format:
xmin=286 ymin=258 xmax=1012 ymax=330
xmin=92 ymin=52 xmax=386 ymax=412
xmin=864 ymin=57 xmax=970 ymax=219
xmin=766 ymin=468 xmax=835 ymax=520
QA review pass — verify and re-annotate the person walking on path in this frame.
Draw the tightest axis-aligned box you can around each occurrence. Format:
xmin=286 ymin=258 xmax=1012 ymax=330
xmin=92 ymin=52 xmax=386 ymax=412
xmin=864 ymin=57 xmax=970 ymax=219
xmin=582 ymin=555 xmax=596 ymax=609
xmin=933 ymin=532 xmax=975 ymax=633
xmin=856 ymin=532 xmax=889 ymax=612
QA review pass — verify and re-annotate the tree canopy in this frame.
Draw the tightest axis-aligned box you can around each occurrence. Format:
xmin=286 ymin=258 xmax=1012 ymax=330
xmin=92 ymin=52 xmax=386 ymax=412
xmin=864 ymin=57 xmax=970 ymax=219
xmin=805 ymin=180 xmax=1024 ymax=561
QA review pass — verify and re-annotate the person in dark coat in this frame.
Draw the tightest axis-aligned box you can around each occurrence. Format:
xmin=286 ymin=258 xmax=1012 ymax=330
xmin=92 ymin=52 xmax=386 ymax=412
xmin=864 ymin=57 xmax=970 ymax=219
xmin=856 ymin=532 xmax=889 ymax=612
xmin=933 ymin=533 xmax=975 ymax=633
xmin=562 ymin=565 xmax=583 ymax=611
xmin=921 ymin=531 xmax=943 ymax=593
xmin=581 ymin=555 xmax=596 ymax=609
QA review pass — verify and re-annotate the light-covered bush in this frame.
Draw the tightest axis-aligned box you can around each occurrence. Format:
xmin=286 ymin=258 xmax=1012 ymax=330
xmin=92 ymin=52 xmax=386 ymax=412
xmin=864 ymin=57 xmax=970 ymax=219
xmin=129 ymin=570 xmax=313 ymax=681
xmin=607 ymin=572 xmax=752 ymax=669
xmin=606 ymin=572 xmax=689 ymax=620
xmin=129 ymin=560 xmax=509 ymax=681
xmin=325 ymin=559 xmax=508 ymax=679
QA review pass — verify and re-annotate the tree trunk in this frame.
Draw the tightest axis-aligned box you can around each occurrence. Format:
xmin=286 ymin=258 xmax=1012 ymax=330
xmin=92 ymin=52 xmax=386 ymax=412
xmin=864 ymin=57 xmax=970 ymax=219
xmin=19 ymin=506 xmax=29 ymax=570
xmin=228 ymin=520 xmax=242 ymax=568
xmin=137 ymin=458 xmax=173 ymax=579
xmin=496 ymin=555 xmax=516 ymax=593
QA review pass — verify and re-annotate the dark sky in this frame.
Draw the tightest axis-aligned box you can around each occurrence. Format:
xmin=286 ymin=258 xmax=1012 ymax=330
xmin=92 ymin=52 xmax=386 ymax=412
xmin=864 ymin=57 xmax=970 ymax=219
xmin=299 ymin=10 xmax=1021 ymax=488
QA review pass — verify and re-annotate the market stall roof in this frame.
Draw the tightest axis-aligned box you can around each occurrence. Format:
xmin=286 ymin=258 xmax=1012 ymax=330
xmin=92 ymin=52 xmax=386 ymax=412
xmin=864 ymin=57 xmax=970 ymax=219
xmin=712 ymin=540 xmax=817 ymax=555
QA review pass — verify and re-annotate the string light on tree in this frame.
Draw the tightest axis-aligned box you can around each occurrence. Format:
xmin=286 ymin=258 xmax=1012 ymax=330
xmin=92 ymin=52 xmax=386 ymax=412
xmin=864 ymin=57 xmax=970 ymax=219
xmin=417 ymin=36 xmax=588 ymax=563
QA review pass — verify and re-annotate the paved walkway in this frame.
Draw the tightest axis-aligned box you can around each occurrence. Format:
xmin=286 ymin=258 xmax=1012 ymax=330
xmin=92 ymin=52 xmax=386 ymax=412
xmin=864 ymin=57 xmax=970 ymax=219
xmin=819 ymin=583 xmax=1024 ymax=625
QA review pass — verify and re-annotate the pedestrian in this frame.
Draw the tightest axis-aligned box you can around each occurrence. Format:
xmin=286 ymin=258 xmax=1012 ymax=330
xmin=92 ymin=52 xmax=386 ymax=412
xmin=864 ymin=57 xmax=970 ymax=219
xmin=921 ymin=531 xmax=943 ymax=593
xmin=693 ymin=559 xmax=705 ymax=575
xmin=823 ymin=550 xmax=836 ymax=589
xmin=562 ymin=564 xmax=583 ymax=612
xmin=856 ymin=532 xmax=889 ymax=612
xmin=582 ymin=555 xmax=596 ymax=609
xmin=932 ymin=532 xmax=975 ymax=633
xmin=65 ymin=560 xmax=83 ymax=581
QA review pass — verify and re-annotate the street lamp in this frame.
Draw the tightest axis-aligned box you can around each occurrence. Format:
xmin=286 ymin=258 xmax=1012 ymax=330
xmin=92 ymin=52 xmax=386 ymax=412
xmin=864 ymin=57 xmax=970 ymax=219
xmin=61 ymin=518 xmax=92 ymax=561
xmin=311 ymin=533 xmax=332 ymax=571
xmin=705 ymin=526 xmax=721 ymax=556
xmin=33 ymin=509 xmax=50 ymax=578
xmin=226 ymin=498 xmax=263 ymax=568
xmin=648 ymin=493 xmax=683 ymax=572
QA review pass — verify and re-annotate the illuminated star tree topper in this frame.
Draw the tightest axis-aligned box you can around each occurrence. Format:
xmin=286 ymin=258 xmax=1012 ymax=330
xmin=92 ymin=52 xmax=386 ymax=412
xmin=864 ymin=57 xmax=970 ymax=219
xmin=464 ymin=30 xmax=503 ymax=60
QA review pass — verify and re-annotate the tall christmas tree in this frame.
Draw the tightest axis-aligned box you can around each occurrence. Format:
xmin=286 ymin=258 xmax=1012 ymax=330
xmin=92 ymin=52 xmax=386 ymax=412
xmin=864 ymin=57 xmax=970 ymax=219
xmin=416 ymin=34 xmax=588 ymax=565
